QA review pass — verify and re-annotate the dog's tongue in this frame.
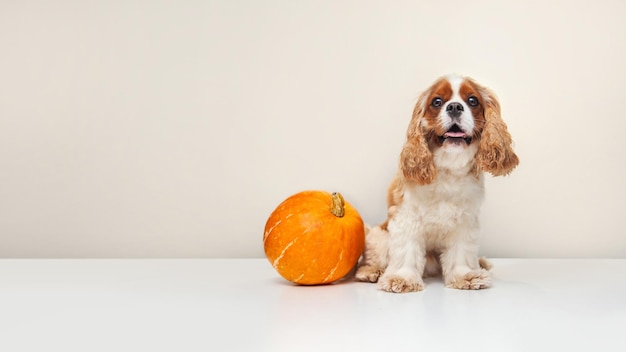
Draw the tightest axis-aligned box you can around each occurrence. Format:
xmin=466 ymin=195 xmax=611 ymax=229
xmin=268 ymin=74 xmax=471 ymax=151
xmin=444 ymin=131 xmax=466 ymax=138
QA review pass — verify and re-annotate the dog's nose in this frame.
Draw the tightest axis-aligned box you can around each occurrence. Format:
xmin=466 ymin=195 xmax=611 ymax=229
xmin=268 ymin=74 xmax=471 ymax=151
xmin=446 ymin=102 xmax=464 ymax=118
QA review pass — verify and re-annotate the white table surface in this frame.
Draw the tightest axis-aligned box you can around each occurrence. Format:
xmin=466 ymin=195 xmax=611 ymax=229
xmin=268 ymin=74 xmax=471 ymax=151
xmin=1 ymin=258 xmax=625 ymax=352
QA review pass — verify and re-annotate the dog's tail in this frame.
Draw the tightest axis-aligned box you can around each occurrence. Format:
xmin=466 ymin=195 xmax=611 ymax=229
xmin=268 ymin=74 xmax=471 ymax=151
xmin=479 ymin=257 xmax=493 ymax=271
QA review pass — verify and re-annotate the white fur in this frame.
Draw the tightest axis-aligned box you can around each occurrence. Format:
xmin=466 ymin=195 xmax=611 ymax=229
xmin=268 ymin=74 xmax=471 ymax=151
xmin=356 ymin=75 xmax=496 ymax=293
xmin=440 ymin=75 xmax=475 ymax=137
xmin=378 ymin=146 xmax=488 ymax=292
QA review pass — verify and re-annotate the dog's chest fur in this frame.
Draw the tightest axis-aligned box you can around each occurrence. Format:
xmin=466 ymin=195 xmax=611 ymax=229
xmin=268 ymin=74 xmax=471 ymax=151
xmin=393 ymin=170 xmax=485 ymax=250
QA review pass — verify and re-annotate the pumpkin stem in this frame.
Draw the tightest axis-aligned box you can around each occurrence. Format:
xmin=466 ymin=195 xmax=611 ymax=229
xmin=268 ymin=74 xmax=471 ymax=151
xmin=330 ymin=192 xmax=345 ymax=217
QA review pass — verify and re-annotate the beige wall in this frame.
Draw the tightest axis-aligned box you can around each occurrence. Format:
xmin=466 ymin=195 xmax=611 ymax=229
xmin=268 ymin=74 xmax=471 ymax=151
xmin=1 ymin=0 xmax=625 ymax=257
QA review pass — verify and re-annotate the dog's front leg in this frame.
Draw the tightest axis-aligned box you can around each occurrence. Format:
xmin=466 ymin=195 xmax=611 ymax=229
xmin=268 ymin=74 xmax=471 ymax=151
xmin=440 ymin=229 xmax=491 ymax=290
xmin=377 ymin=219 xmax=425 ymax=293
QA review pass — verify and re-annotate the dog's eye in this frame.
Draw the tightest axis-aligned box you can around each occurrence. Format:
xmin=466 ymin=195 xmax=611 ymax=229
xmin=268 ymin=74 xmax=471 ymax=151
xmin=467 ymin=96 xmax=479 ymax=107
xmin=431 ymin=97 xmax=443 ymax=108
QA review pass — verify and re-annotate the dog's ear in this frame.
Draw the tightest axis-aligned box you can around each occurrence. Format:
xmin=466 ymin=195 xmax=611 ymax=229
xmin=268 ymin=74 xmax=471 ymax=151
xmin=400 ymin=91 xmax=437 ymax=184
xmin=475 ymin=86 xmax=519 ymax=176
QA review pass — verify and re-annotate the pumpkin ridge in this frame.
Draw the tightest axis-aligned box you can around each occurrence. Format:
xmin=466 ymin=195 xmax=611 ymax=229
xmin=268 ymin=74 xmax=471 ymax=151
xmin=272 ymin=237 xmax=298 ymax=269
xmin=322 ymin=250 xmax=344 ymax=283
xmin=263 ymin=219 xmax=282 ymax=243
xmin=294 ymin=273 xmax=305 ymax=283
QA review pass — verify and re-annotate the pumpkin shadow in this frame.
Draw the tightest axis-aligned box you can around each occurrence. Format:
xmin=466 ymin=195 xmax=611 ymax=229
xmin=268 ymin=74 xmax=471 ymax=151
xmin=270 ymin=263 xmax=360 ymax=287
xmin=270 ymin=275 xmax=358 ymax=288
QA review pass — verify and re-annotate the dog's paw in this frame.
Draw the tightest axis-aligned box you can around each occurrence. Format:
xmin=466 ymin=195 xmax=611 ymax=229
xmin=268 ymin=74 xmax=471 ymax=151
xmin=355 ymin=265 xmax=383 ymax=283
xmin=447 ymin=270 xmax=491 ymax=290
xmin=378 ymin=275 xmax=424 ymax=293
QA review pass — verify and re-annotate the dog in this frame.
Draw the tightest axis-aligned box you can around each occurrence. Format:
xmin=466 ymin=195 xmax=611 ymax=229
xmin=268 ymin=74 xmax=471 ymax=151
xmin=355 ymin=74 xmax=519 ymax=292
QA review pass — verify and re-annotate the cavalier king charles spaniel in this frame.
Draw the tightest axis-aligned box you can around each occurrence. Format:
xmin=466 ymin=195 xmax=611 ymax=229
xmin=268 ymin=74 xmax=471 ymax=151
xmin=355 ymin=74 xmax=519 ymax=293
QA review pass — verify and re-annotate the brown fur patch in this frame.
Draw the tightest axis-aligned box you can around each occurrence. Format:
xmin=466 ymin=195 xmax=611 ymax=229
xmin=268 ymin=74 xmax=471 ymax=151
xmin=472 ymin=83 xmax=520 ymax=175
xmin=459 ymin=80 xmax=486 ymax=136
xmin=422 ymin=79 xmax=453 ymax=127
xmin=399 ymin=78 xmax=456 ymax=185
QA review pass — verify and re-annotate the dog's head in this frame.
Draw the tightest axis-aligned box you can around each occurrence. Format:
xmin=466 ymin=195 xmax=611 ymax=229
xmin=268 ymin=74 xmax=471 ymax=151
xmin=401 ymin=74 xmax=519 ymax=184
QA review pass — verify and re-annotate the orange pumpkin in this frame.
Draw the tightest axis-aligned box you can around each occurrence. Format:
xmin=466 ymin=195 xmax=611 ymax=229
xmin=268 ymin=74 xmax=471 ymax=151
xmin=263 ymin=191 xmax=365 ymax=285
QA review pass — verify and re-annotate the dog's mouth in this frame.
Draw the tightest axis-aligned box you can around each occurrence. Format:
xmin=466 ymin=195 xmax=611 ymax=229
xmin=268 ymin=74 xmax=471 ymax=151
xmin=440 ymin=124 xmax=472 ymax=145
